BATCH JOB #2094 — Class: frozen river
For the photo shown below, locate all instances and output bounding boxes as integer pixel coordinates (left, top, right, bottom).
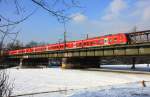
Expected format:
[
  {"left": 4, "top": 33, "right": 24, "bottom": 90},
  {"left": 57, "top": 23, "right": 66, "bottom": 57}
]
[{"left": 7, "top": 67, "right": 150, "bottom": 96}]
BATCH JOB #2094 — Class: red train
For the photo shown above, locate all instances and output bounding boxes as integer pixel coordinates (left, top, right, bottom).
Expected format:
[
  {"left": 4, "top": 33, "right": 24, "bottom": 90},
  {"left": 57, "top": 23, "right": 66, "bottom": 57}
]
[{"left": 8, "top": 33, "right": 128, "bottom": 55}]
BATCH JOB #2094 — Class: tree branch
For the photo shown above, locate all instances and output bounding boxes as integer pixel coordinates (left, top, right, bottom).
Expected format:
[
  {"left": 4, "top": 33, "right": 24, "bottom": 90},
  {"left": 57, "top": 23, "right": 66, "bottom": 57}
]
[
  {"left": 31, "top": 0, "right": 71, "bottom": 21},
  {"left": 0, "top": 8, "right": 37, "bottom": 27}
]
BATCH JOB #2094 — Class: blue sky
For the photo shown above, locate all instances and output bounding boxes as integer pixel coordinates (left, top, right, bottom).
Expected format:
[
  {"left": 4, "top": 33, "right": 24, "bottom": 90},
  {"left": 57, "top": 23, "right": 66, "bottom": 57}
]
[{"left": 1, "top": 0, "right": 150, "bottom": 44}]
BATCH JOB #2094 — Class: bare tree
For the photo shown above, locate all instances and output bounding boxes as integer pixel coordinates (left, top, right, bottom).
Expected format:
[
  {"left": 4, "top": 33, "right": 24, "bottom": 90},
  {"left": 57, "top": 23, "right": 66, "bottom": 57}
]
[
  {"left": 0, "top": 0, "right": 81, "bottom": 50},
  {"left": 25, "top": 40, "right": 48, "bottom": 48},
  {"left": 31, "top": 0, "right": 81, "bottom": 21},
  {"left": 0, "top": 1, "right": 81, "bottom": 97},
  {"left": 6, "top": 40, "right": 23, "bottom": 50},
  {"left": 0, "top": 70, "right": 13, "bottom": 97}
]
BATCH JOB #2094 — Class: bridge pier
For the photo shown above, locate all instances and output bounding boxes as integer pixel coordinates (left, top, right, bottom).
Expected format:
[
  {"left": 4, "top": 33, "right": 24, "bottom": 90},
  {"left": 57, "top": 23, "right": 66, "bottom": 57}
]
[
  {"left": 131, "top": 57, "right": 136, "bottom": 69},
  {"left": 19, "top": 58, "right": 23, "bottom": 68},
  {"left": 48, "top": 58, "right": 52, "bottom": 67},
  {"left": 48, "top": 58, "right": 61, "bottom": 67},
  {"left": 61, "top": 57, "right": 100, "bottom": 69}
]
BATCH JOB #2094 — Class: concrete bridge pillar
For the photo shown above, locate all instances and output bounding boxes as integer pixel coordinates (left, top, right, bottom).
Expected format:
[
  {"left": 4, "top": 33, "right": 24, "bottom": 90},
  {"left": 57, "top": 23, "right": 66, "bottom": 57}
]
[
  {"left": 19, "top": 58, "right": 23, "bottom": 68},
  {"left": 99, "top": 58, "right": 101, "bottom": 68},
  {"left": 131, "top": 57, "right": 136, "bottom": 69},
  {"left": 61, "top": 57, "right": 100, "bottom": 69},
  {"left": 48, "top": 58, "right": 52, "bottom": 67},
  {"left": 48, "top": 58, "right": 55, "bottom": 67},
  {"left": 48, "top": 58, "right": 61, "bottom": 67},
  {"left": 61, "top": 58, "right": 70, "bottom": 69}
]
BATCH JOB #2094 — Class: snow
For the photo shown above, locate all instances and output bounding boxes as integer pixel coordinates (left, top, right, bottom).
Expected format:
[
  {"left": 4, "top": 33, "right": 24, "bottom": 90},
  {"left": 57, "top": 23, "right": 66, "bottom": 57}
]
[
  {"left": 100, "top": 64, "right": 150, "bottom": 72},
  {"left": 69, "top": 85, "right": 150, "bottom": 97},
  {"left": 7, "top": 67, "right": 150, "bottom": 97}
]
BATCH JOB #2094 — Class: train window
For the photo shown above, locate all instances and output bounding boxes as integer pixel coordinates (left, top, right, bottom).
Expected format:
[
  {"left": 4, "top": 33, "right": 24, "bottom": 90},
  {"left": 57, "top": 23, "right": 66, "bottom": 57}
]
[
  {"left": 93, "top": 41, "right": 96, "bottom": 45},
  {"left": 90, "top": 42, "right": 92, "bottom": 45},
  {"left": 78, "top": 43, "right": 80, "bottom": 46},
  {"left": 114, "top": 38, "right": 117, "bottom": 42},
  {"left": 89, "top": 42, "right": 91, "bottom": 45},
  {"left": 104, "top": 38, "right": 108, "bottom": 44},
  {"left": 84, "top": 42, "right": 90, "bottom": 46},
  {"left": 92, "top": 41, "right": 95, "bottom": 45},
  {"left": 86, "top": 42, "right": 89, "bottom": 46},
  {"left": 109, "top": 39, "right": 112, "bottom": 43},
  {"left": 79, "top": 43, "right": 82, "bottom": 46}
]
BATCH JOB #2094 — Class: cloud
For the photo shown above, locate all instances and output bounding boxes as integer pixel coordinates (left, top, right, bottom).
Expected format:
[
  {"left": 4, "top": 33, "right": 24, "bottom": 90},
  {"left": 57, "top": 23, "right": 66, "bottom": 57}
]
[
  {"left": 143, "top": 7, "right": 150, "bottom": 21},
  {"left": 102, "top": 0, "right": 127, "bottom": 20},
  {"left": 110, "top": 0, "right": 126, "bottom": 14},
  {"left": 71, "top": 13, "right": 87, "bottom": 23},
  {"left": 130, "top": 0, "right": 150, "bottom": 21},
  {"left": 68, "top": 0, "right": 150, "bottom": 40}
]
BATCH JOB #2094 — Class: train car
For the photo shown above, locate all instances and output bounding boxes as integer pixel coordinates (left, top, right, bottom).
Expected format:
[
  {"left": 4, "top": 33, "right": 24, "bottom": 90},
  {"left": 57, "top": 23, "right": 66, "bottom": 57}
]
[
  {"left": 47, "top": 43, "right": 60, "bottom": 51},
  {"left": 102, "top": 33, "right": 127, "bottom": 45},
  {"left": 82, "top": 33, "right": 127, "bottom": 48},
  {"left": 74, "top": 40, "right": 83, "bottom": 48},
  {"left": 118, "top": 33, "right": 128, "bottom": 44},
  {"left": 17, "top": 49, "right": 26, "bottom": 54},
  {"left": 25, "top": 48, "right": 34, "bottom": 53},
  {"left": 58, "top": 43, "right": 65, "bottom": 50},
  {"left": 66, "top": 42, "right": 74, "bottom": 49},
  {"left": 104, "top": 33, "right": 127, "bottom": 45},
  {"left": 34, "top": 45, "right": 47, "bottom": 53},
  {"left": 8, "top": 50, "right": 18, "bottom": 55}
]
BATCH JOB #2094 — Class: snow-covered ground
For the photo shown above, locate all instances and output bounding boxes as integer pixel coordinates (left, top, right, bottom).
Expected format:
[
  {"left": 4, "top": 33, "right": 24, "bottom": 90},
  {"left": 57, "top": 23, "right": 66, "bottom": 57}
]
[
  {"left": 100, "top": 64, "right": 150, "bottom": 72},
  {"left": 70, "top": 82, "right": 150, "bottom": 97},
  {"left": 7, "top": 67, "right": 150, "bottom": 97}
]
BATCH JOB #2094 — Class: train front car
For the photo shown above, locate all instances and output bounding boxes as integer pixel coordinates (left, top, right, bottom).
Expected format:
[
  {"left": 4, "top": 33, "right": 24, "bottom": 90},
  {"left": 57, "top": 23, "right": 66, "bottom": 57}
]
[
  {"left": 117, "top": 33, "right": 128, "bottom": 44},
  {"left": 81, "top": 33, "right": 128, "bottom": 48},
  {"left": 121, "top": 33, "right": 128, "bottom": 44},
  {"left": 106, "top": 33, "right": 128, "bottom": 46}
]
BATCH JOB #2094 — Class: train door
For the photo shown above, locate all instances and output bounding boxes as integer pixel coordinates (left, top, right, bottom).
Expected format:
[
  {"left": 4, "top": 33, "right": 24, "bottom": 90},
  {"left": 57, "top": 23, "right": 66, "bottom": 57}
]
[
  {"left": 104, "top": 38, "right": 109, "bottom": 45},
  {"left": 73, "top": 42, "right": 76, "bottom": 48}
]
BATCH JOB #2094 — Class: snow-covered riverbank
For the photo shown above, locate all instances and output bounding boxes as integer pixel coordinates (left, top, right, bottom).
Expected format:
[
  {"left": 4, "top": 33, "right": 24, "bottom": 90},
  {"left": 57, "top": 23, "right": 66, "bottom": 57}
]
[
  {"left": 8, "top": 67, "right": 150, "bottom": 97},
  {"left": 70, "top": 82, "right": 150, "bottom": 97}
]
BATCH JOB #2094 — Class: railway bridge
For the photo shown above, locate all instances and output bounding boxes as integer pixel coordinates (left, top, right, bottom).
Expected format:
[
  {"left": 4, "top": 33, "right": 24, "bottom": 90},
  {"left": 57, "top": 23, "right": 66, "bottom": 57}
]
[
  {"left": 1, "top": 43, "right": 150, "bottom": 69},
  {"left": 1, "top": 30, "right": 150, "bottom": 69}
]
